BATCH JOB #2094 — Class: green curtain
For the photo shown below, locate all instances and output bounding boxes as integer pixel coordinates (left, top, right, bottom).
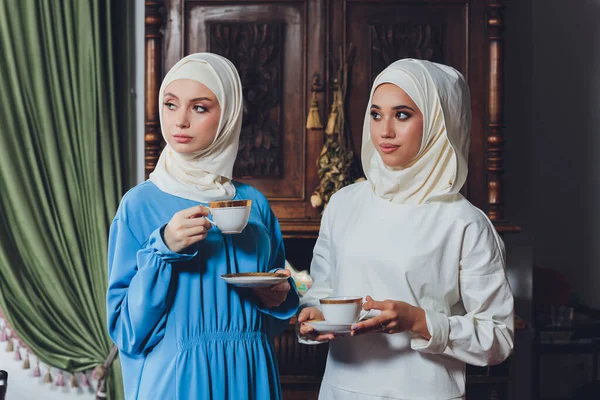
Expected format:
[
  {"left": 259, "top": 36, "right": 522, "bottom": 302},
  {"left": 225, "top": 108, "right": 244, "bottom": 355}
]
[{"left": 0, "top": 1, "right": 133, "bottom": 399}]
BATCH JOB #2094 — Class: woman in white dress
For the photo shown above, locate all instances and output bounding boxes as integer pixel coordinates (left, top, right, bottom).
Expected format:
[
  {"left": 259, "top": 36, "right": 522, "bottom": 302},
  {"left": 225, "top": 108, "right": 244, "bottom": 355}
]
[{"left": 297, "top": 59, "right": 514, "bottom": 399}]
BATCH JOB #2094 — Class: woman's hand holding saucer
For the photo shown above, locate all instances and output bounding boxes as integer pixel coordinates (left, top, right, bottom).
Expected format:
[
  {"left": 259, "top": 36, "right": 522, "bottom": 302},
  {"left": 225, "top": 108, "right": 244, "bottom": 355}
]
[
  {"left": 350, "top": 296, "right": 431, "bottom": 339},
  {"left": 252, "top": 269, "right": 292, "bottom": 308},
  {"left": 164, "top": 205, "right": 213, "bottom": 253},
  {"left": 297, "top": 307, "right": 336, "bottom": 342}
]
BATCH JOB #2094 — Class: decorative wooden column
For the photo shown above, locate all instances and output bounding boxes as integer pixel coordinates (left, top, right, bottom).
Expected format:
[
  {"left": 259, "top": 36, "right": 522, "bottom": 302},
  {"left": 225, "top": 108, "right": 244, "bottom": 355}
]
[
  {"left": 144, "top": 1, "right": 164, "bottom": 179},
  {"left": 487, "top": 1, "right": 505, "bottom": 222}
]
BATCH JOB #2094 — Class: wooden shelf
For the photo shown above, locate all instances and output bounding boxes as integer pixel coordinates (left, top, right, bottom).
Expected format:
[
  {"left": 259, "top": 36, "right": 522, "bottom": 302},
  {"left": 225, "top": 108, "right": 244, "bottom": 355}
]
[
  {"left": 493, "top": 221, "right": 522, "bottom": 234},
  {"left": 280, "top": 220, "right": 320, "bottom": 239}
]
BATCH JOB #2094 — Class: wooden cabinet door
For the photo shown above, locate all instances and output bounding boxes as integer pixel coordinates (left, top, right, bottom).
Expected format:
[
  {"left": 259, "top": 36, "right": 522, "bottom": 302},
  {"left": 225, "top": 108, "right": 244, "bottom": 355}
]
[{"left": 159, "top": 0, "right": 326, "bottom": 237}]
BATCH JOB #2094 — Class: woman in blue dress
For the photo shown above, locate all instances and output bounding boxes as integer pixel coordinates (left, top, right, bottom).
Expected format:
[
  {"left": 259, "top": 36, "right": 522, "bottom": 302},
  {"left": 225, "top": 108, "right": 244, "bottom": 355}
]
[{"left": 106, "top": 53, "right": 299, "bottom": 400}]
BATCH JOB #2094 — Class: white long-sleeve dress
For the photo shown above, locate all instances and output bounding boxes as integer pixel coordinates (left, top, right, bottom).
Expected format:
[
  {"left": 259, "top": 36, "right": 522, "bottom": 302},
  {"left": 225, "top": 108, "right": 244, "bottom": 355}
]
[{"left": 299, "top": 181, "right": 514, "bottom": 400}]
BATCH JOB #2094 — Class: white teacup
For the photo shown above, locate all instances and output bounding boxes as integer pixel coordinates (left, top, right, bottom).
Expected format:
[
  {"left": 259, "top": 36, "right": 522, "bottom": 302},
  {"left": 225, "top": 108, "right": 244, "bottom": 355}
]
[
  {"left": 320, "top": 296, "right": 363, "bottom": 325},
  {"left": 207, "top": 200, "right": 252, "bottom": 234}
]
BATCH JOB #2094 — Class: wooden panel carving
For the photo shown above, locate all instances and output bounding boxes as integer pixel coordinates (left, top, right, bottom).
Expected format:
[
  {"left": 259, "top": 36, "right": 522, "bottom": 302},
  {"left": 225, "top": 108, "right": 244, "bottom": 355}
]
[
  {"left": 371, "top": 24, "right": 444, "bottom": 78},
  {"left": 487, "top": 1, "right": 505, "bottom": 222},
  {"left": 180, "top": 2, "right": 311, "bottom": 205},
  {"left": 144, "top": 0, "right": 165, "bottom": 179},
  {"left": 208, "top": 23, "right": 284, "bottom": 178},
  {"left": 273, "top": 323, "right": 327, "bottom": 376}
]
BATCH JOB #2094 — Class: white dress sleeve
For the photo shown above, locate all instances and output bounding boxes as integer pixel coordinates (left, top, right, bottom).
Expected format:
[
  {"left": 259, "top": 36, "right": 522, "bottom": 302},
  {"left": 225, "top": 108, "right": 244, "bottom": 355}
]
[
  {"left": 411, "top": 217, "right": 515, "bottom": 366},
  {"left": 299, "top": 203, "right": 336, "bottom": 309},
  {"left": 296, "top": 202, "right": 336, "bottom": 345}
]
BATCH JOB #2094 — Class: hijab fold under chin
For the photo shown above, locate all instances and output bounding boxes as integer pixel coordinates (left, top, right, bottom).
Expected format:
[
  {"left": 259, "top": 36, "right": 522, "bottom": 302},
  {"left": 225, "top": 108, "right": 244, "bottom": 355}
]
[
  {"left": 361, "top": 59, "right": 471, "bottom": 205},
  {"left": 149, "top": 53, "right": 243, "bottom": 203}
]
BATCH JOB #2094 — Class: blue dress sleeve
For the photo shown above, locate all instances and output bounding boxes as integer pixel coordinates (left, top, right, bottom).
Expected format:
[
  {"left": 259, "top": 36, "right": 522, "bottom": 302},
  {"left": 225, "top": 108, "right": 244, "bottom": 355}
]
[
  {"left": 255, "top": 197, "right": 299, "bottom": 336},
  {"left": 106, "top": 219, "right": 197, "bottom": 355}
]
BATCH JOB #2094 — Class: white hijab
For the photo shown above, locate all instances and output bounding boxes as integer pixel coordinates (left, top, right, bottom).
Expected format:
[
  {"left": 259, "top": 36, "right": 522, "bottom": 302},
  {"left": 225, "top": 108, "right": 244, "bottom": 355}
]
[
  {"left": 149, "top": 53, "right": 243, "bottom": 202},
  {"left": 361, "top": 59, "right": 471, "bottom": 205}
]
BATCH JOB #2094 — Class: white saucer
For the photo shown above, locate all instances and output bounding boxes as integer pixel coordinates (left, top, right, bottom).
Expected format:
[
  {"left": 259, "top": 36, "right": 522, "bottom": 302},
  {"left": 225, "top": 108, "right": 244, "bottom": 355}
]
[
  {"left": 304, "top": 320, "right": 353, "bottom": 334},
  {"left": 221, "top": 272, "right": 288, "bottom": 288}
]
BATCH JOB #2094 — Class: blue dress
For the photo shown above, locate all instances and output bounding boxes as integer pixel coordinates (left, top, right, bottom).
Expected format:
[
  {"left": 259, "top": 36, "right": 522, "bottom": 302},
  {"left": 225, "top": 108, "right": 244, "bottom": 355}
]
[{"left": 106, "top": 181, "right": 299, "bottom": 400}]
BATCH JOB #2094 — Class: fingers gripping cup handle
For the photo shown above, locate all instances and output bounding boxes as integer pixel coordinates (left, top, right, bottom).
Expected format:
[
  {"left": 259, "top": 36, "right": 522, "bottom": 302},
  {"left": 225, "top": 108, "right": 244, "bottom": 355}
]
[{"left": 204, "top": 210, "right": 218, "bottom": 228}]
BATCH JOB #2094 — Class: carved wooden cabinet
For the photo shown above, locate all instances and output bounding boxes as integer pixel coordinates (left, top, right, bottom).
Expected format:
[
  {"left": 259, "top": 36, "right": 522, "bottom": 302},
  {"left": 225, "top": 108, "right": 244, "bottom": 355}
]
[
  {"left": 145, "top": 0, "right": 518, "bottom": 236},
  {"left": 144, "top": 1, "right": 518, "bottom": 398}
]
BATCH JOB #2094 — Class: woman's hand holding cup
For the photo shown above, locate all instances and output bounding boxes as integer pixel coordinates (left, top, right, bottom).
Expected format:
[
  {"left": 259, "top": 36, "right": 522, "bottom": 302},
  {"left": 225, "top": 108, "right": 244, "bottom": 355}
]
[
  {"left": 164, "top": 205, "right": 213, "bottom": 253},
  {"left": 297, "top": 307, "right": 335, "bottom": 342},
  {"left": 252, "top": 269, "right": 292, "bottom": 308},
  {"left": 350, "top": 295, "right": 431, "bottom": 338}
]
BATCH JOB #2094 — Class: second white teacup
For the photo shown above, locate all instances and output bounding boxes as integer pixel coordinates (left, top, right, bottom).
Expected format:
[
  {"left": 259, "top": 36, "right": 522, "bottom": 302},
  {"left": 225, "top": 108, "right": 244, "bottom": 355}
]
[
  {"left": 320, "top": 296, "right": 363, "bottom": 325},
  {"left": 207, "top": 200, "right": 252, "bottom": 234}
]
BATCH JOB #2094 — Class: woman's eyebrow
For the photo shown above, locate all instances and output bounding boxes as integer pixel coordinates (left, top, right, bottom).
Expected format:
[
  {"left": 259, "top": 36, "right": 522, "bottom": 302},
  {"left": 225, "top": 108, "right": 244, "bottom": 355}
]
[
  {"left": 393, "top": 105, "right": 415, "bottom": 112},
  {"left": 164, "top": 92, "right": 214, "bottom": 103},
  {"left": 371, "top": 104, "right": 416, "bottom": 112},
  {"left": 189, "top": 97, "right": 213, "bottom": 102}
]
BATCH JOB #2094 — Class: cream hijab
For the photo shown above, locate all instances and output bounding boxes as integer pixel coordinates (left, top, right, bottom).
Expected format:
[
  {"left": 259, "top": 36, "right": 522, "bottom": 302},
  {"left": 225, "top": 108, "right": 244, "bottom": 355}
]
[
  {"left": 361, "top": 59, "right": 471, "bottom": 205},
  {"left": 149, "top": 53, "right": 243, "bottom": 202}
]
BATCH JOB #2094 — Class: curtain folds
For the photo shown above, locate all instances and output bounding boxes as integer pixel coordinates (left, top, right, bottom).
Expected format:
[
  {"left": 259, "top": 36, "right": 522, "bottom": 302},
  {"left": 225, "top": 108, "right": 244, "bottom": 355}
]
[{"left": 0, "top": 1, "right": 133, "bottom": 398}]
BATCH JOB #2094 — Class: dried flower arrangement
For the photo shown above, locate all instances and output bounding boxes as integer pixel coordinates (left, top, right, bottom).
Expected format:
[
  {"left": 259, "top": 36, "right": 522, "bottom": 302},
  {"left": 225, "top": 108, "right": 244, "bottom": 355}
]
[{"left": 309, "top": 45, "right": 363, "bottom": 211}]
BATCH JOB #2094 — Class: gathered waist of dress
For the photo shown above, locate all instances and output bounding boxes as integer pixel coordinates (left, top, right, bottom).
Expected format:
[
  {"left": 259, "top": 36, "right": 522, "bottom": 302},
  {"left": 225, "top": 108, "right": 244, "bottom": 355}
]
[{"left": 179, "top": 331, "right": 268, "bottom": 351}]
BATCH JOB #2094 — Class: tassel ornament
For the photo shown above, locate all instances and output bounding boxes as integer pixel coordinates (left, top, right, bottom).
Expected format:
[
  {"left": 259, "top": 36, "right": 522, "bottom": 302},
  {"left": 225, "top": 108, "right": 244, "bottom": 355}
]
[
  {"left": 56, "top": 371, "right": 65, "bottom": 387},
  {"left": 5, "top": 339, "right": 13, "bottom": 352},
  {"left": 71, "top": 373, "right": 79, "bottom": 388},
  {"left": 306, "top": 92, "right": 323, "bottom": 129},
  {"left": 23, "top": 352, "right": 30, "bottom": 369},
  {"left": 81, "top": 372, "right": 90, "bottom": 387},
  {"left": 94, "top": 364, "right": 106, "bottom": 381},
  {"left": 33, "top": 359, "right": 41, "bottom": 377},
  {"left": 43, "top": 367, "right": 53, "bottom": 384},
  {"left": 14, "top": 345, "right": 21, "bottom": 361},
  {"left": 324, "top": 81, "right": 341, "bottom": 135},
  {"left": 306, "top": 73, "right": 324, "bottom": 129},
  {"left": 324, "top": 104, "right": 338, "bottom": 134}
]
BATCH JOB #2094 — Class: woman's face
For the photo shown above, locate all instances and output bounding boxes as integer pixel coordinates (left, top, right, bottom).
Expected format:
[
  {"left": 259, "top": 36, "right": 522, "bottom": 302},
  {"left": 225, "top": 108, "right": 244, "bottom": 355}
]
[
  {"left": 162, "top": 79, "right": 222, "bottom": 154},
  {"left": 369, "top": 83, "right": 424, "bottom": 168}
]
